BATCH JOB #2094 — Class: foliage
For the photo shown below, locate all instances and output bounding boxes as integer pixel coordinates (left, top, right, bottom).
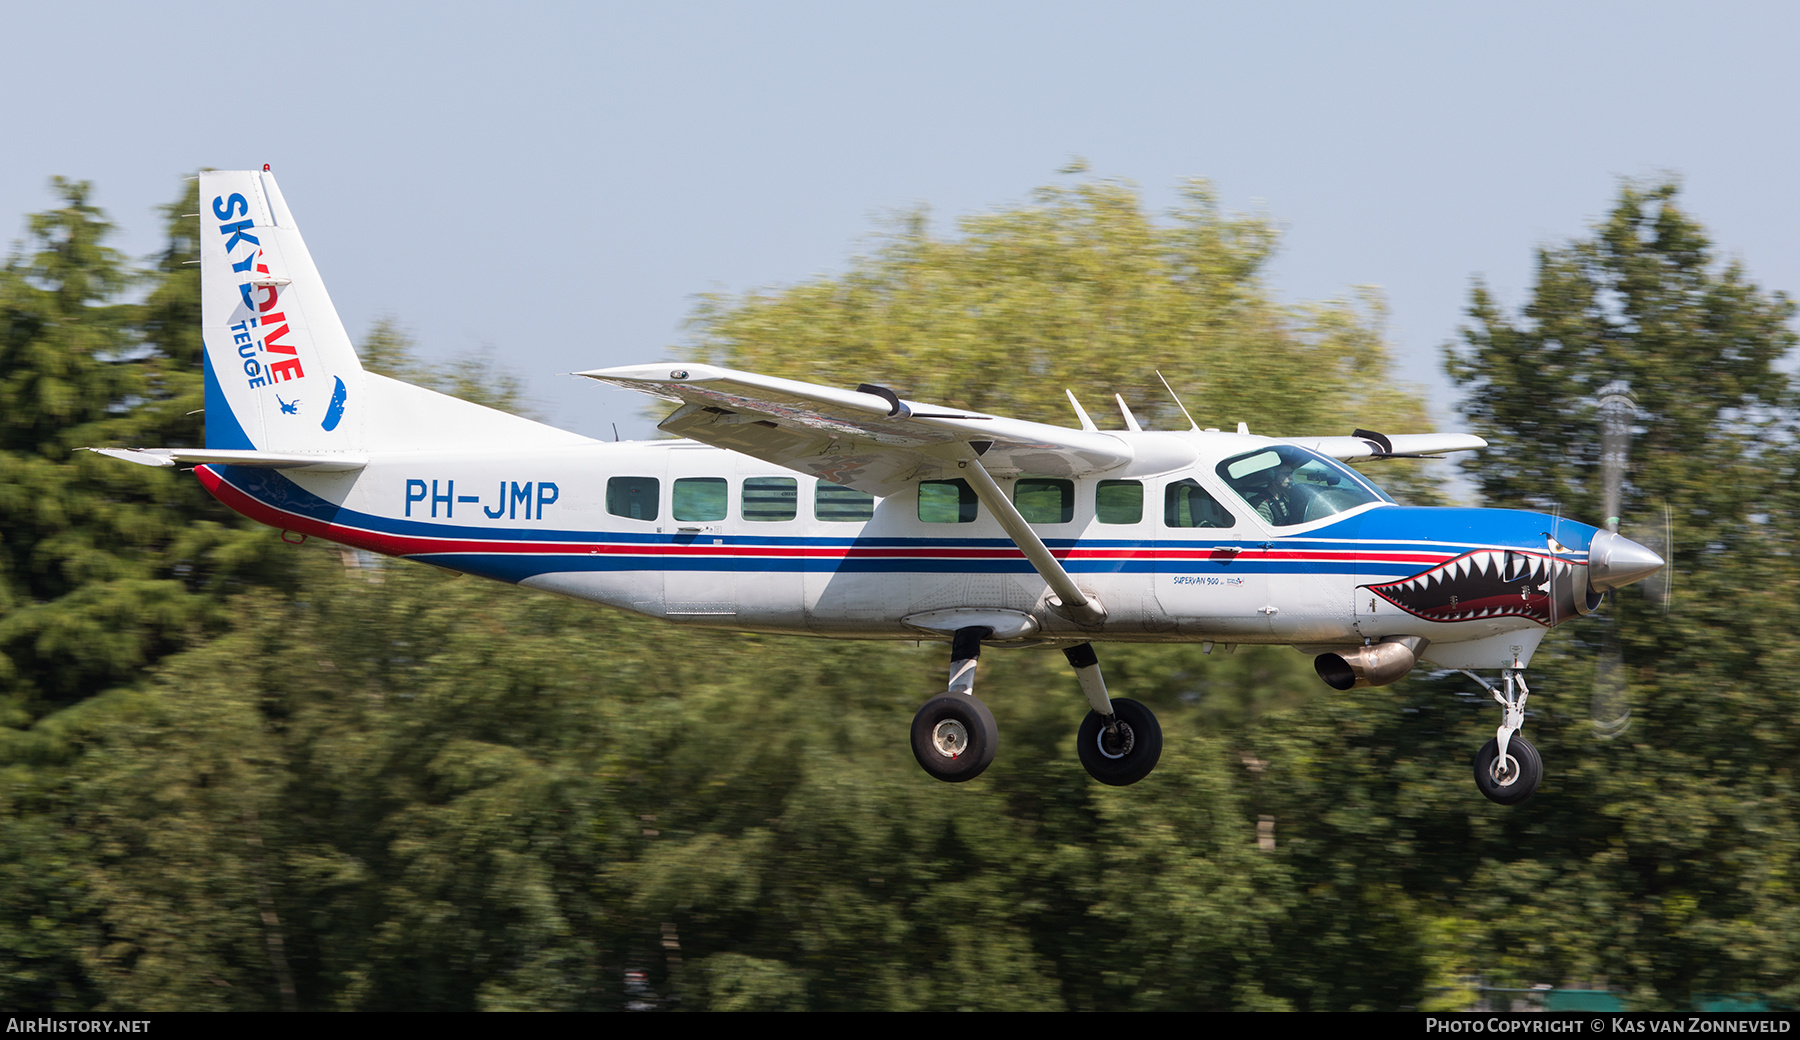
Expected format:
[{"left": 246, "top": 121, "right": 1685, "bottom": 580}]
[
  {"left": 1448, "top": 181, "right": 1800, "bottom": 1005},
  {"left": 686, "top": 176, "right": 1446, "bottom": 504},
  {"left": 360, "top": 317, "right": 537, "bottom": 417},
  {"left": 1449, "top": 180, "right": 1796, "bottom": 521},
  {"left": 0, "top": 179, "right": 294, "bottom": 718},
  {"left": 0, "top": 175, "right": 1795, "bottom": 1010}
]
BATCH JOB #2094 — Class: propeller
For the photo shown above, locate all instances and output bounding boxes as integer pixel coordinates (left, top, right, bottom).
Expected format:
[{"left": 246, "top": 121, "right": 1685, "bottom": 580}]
[{"left": 1588, "top": 382, "right": 1673, "bottom": 738}]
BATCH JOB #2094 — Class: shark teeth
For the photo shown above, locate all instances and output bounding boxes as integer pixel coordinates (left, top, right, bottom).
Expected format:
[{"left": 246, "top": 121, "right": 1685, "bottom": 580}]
[{"left": 1362, "top": 550, "right": 1579, "bottom": 627}]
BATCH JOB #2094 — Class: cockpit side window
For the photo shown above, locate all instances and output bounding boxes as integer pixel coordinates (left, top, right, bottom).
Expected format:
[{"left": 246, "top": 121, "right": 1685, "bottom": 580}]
[
  {"left": 1163, "top": 478, "right": 1236, "bottom": 529},
  {"left": 1215, "top": 446, "right": 1388, "bottom": 527}
]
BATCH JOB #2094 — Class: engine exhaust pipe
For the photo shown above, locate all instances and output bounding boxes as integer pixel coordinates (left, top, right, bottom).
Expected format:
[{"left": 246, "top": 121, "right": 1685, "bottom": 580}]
[{"left": 1315, "top": 636, "right": 1429, "bottom": 691}]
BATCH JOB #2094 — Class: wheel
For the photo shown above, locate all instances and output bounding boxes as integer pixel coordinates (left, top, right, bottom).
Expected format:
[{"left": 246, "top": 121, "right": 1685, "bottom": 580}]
[
  {"left": 911, "top": 694, "right": 999, "bottom": 782},
  {"left": 1076, "top": 698, "right": 1163, "bottom": 786},
  {"left": 1473, "top": 735, "right": 1543, "bottom": 805}
]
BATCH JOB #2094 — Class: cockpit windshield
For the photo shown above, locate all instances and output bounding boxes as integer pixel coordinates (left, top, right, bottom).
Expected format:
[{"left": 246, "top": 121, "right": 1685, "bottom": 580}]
[{"left": 1214, "top": 445, "right": 1392, "bottom": 527}]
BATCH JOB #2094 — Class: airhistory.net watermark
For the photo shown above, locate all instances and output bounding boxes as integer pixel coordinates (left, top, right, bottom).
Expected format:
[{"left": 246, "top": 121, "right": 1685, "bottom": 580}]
[{"left": 5, "top": 1021, "right": 150, "bottom": 1034}]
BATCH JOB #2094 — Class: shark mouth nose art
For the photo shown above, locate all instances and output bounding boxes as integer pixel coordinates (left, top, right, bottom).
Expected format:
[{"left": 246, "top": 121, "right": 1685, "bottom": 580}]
[{"left": 1361, "top": 549, "right": 1582, "bottom": 626}]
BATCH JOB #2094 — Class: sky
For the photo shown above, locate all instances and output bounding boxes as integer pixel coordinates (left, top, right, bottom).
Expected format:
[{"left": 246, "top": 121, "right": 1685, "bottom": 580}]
[{"left": 4, "top": 0, "right": 1797, "bottom": 443}]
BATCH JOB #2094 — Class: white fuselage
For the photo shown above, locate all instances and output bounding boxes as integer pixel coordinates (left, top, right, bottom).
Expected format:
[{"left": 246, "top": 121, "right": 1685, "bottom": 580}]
[{"left": 202, "top": 432, "right": 1571, "bottom": 670}]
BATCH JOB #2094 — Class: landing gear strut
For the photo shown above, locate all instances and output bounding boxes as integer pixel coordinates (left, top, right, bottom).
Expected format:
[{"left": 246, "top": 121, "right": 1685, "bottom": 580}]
[
  {"left": 1065, "top": 643, "right": 1162, "bottom": 786},
  {"left": 907, "top": 634, "right": 1164, "bottom": 786},
  {"left": 1462, "top": 667, "right": 1542, "bottom": 804},
  {"left": 910, "top": 627, "right": 999, "bottom": 782}
]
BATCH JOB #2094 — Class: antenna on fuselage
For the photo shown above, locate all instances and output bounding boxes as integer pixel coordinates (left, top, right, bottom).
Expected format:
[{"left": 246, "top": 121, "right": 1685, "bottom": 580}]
[
  {"left": 1064, "top": 389, "right": 1098, "bottom": 432},
  {"left": 1114, "top": 394, "right": 1144, "bottom": 432},
  {"left": 1155, "top": 371, "right": 1201, "bottom": 433}
]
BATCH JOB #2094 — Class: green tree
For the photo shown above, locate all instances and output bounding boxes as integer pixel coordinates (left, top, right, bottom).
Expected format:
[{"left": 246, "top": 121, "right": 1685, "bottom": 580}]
[
  {"left": 1449, "top": 180, "right": 1794, "bottom": 522},
  {"left": 660, "top": 174, "right": 1474, "bottom": 1008},
  {"left": 0, "top": 178, "right": 293, "bottom": 720},
  {"left": 359, "top": 317, "right": 536, "bottom": 417},
  {"left": 39, "top": 173, "right": 1800, "bottom": 1013},
  {"left": 686, "top": 176, "right": 1443, "bottom": 503},
  {"left": 0, "top": 178, "right": 298, "bottom": 1011},
  {"left": 1447, "top": 181, "right": 1800, "bottom": 1006},
  {"left": 0, "top": 179, "right": 635, "bottom": 1012}
]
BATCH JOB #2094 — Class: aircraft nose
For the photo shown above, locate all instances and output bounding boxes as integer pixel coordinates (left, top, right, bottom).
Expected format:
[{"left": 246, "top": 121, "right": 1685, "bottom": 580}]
[{"left": 1588, "top": 529, "right": 1665, "bottom": 593}]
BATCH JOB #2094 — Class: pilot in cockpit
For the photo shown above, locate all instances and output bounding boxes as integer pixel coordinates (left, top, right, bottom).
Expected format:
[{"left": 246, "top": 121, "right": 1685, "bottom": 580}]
[{"left": 1248, "top": 465, "right": 1300, "bottom": 526}]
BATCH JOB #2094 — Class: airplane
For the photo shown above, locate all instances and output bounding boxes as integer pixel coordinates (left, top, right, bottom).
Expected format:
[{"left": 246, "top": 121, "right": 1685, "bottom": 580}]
[{"left": 91, "top": 169, "right": 1665, "bottom": 804}]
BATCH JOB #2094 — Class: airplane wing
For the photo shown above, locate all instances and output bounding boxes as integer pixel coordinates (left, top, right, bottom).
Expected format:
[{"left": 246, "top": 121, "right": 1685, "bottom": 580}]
[
  {"left": 579, "top": 363, "right": 1133, "bottom": 495},
  {"left": 1287, "top": 432, "right": 1487, "bottom": 460},
  {"left": 84, "top": 447, "right": 367, "bottom": 472}
]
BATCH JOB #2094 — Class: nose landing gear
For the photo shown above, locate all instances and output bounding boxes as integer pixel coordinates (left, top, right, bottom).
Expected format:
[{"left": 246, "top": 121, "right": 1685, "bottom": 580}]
[
  {"left": 1473, "top": 734, "right": 1542, "bottom": 805},
  {"left": 1461, "top": 667, "right": 1542, "bottom": 804}
]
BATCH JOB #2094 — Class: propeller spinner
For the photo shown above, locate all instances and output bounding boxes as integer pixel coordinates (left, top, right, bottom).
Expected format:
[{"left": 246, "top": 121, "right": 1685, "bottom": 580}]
[{"left": 1588, "top": 528, "right": 1666, "bottom": 594}]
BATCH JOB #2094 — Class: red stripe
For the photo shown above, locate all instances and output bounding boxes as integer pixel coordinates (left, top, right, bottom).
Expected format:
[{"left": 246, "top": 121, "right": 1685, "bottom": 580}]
[{"left": 198, "top": 467, "right": 1468, "bottom": 569}]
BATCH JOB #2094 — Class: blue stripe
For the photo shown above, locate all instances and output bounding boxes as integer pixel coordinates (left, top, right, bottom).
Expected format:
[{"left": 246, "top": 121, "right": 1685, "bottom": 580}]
[
  {"left": 411, "top": 554, "right": 1440, "bottom": 585},
  {"left": 222, "top": 469, "right": 1593, "bottom": 569}
]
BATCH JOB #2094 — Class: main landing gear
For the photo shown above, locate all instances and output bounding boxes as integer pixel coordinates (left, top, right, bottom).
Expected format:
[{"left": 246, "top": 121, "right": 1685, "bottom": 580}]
[
  {"left": 908, "top": 632, "right": 1163, "bottom": 786},
  {"left": 1065, "top": 642, "right": 1162, "bottom": 786},
  {"left": 910, "top": 627, "right": 1000, "bottom": 782},
  {"left": 1462, "top": 667, "right": 1543, "bottom": 805}
]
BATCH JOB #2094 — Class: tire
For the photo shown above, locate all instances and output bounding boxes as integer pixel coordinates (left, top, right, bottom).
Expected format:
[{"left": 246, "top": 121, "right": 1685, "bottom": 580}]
[
  {"left": 1076, "top": 698, "right": 1163, "bottom": 786},
  {"left": 911, "top": 694, "right": 999, "bottom": 782},
  {"left": 1473, "top": 735, "right": 1543, "bottom": 805}
]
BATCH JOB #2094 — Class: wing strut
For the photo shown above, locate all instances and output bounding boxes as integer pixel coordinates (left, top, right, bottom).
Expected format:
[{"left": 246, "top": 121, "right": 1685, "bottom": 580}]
[{"left": 957, "top": 450, "right": 1106, "bottom": 626}]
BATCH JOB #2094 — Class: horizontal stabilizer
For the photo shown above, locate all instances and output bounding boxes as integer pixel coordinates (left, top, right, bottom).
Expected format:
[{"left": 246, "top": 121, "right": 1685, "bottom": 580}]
[{"left": 85, "top": 447, "right": 367, "bottom": 472}]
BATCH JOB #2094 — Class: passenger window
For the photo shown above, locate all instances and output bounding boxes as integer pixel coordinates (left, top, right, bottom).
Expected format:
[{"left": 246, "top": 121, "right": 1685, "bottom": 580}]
[
  {"left": 606, "top": 476, "right": 660, "bottom": 522},
  {"left": 815, "top": 481, "right": 875, "bottom": 522},
  {"left": 1164, "top": 478, "right": 1235, "bottom": 529},
  {"left": 1014, "top": 478, "right": 1073, "bottom": 524},
  {"left": 672, "top": 477, "right": 727, "bottom": 522},
  {"left": 742, "top": 476, "right": 798, "bottom": 522},
  {"left": 1096, "top": 480, "right": 1143, "bottom": 525},
  {"left": 919, "top": 479, "right": 979, "bottom": 523}
]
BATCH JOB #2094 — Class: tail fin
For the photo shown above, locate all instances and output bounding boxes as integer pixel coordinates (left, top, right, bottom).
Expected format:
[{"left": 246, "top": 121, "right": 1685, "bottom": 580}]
[
  {"left": 200, "top": 169, "right": 593, "bottom": 456},
  {"left": 201, "top": 169, "right": 364, "bottom": 452}
]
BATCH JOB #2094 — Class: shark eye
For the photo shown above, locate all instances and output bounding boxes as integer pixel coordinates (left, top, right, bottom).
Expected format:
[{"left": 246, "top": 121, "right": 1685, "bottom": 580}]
[{"left": 1545, "top": 534, "right": 1572, "bottom": 554}]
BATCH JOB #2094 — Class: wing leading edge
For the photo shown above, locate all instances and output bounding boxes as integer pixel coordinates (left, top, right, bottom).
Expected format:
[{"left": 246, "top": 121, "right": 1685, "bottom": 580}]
[
  {"left": 579, "top": 363, "right": 1134, "bottom": 495},
  {"left": 1287, "top": 433, "right": 1488, "bottom": 460}
]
